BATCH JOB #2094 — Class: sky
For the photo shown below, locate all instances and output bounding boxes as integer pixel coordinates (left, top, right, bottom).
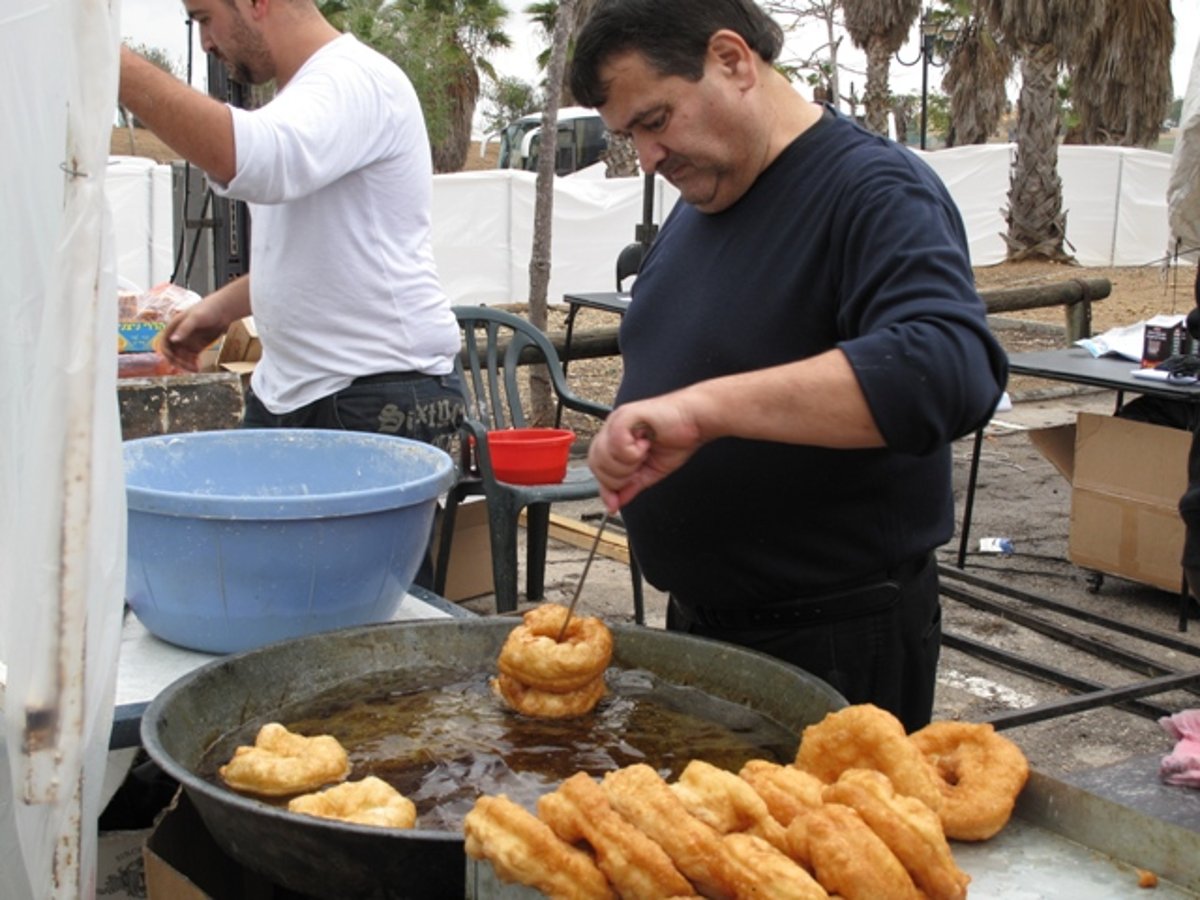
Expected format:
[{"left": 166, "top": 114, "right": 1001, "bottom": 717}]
[{"left": 119, "top": 0, "right": 1200, "bottom": 112}]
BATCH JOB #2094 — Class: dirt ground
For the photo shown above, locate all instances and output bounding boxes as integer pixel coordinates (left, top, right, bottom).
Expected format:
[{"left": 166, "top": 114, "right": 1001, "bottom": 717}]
[{"left": 460, "top": 260, "right": 1200, "bottom": 783}]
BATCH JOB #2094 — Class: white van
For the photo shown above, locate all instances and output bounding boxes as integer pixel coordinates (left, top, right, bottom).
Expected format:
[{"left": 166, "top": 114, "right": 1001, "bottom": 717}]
[{"left": 483, "top": 106, "right": 608, "bottom": 176}]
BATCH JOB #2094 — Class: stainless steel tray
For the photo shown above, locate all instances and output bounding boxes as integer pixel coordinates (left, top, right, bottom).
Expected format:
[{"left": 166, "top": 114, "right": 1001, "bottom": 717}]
[{"left": 467, "top": 757, "right": 1200, "bottom": 898}]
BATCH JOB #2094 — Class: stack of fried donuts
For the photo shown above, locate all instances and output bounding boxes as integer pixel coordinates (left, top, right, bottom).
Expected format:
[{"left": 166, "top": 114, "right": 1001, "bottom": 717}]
[
  {"left": 492, "top": 603, "right": 614, "bottom": 719},
  {"left": 218, "top": 722, "right": 417, "bottom": 830},
  {"left": 463, "top": 703, "right": 1031, "bottom": 899}
]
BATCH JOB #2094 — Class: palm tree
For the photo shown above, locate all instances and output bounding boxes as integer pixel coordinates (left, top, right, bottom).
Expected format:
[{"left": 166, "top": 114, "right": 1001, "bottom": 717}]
[
  {"left": 978, "top": 0, "right": 1109, "bottom": 262},
  {"left": 942, "top": 6, "right": 1012, "bottom": 146},
  {"left": 842, "top": 0, "right": 922, "bottom": 135},
  {"left": 396, "top": 0, "right": 511, "bottom": 173},
  {"left": 1069, "top": 0, "right": 1173, "bottom": 148},
  {"left": 319, "top": 0, "right": 507, "bottom": 172}
]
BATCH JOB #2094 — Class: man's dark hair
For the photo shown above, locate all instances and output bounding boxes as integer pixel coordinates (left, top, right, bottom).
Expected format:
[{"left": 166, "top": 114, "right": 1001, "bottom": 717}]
[{"left": 570, "top": 0, "right": 784, "bottom": 108}]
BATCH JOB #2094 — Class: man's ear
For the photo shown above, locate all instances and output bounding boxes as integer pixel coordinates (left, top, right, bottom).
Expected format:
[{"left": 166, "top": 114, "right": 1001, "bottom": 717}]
[{"left": 708, "top": 29, "right": 756, "bottom": 88}]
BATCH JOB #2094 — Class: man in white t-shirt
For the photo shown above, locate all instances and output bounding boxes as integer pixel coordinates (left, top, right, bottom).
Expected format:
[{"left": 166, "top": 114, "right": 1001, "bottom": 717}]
[{"left": 118, "top": 0, "right": 464, "bottom": 450}]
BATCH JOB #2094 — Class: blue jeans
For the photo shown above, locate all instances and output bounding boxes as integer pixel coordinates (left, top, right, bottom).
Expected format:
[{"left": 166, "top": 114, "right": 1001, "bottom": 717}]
[{"left": 242, "top": 372, "right": 467, "bottom": 588}]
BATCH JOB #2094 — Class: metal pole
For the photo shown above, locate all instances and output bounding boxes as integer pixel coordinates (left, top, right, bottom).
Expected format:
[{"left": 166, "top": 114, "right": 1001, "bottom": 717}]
[{"left": 919, "top": 34, "right": 930, "bottom": 150}]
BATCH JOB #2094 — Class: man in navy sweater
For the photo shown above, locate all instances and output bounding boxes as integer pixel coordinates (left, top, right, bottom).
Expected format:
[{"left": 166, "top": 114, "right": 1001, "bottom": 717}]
[{"left": 573, "top": 0, "right": 1007, "bottom": 730}]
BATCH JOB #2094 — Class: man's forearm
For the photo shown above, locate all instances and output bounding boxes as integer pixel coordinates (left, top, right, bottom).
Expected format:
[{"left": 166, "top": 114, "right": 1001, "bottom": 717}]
[
  {"left": 685, "top": 350, "right": 885, "bottom": 449},
  {"left": 118, "top": 46, "right": 237, "bottom": 184}
]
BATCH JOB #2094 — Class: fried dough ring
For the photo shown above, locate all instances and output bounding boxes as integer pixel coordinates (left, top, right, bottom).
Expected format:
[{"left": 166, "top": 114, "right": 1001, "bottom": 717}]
[
  {"left": 739, "top": 759, "right": 826, "bottom": 827},
  {"left": 787, "top": 803, "right": 921, "bottom": 900},
  {"left": 824, "top": 769, "right": 969, "bottom": 900},
  {"left": 722, "top": 832, "right": 830, "bottom": 900},
  {"left": 794, "top": 705, "right": 942, "bottom": 812},
  {"left": 218, "top": 722, "right": 350, "bottom": 797},
  {"left": 491, "top": 672, "right": 607, "bottom": 719},
  {"left": 497, "top": 604, "right": 614, "bottom": 692},
  {"left": 287, "top": 776, "right": 417, "bottom": 829},
  {"left": 602, "top": 763, "right": 741, "bottom": 900},
  {"left": 670, "top": 759, "right": 789, "bottom": 851},
  {"left": 909, "top": 720, "right": 1030, "bottom": 841},
  {"left": 463, "top": 794, "right": 614, "bottom": 900},
  {"left": 538, "top": 772, "right": 694, "bottom": 900}
]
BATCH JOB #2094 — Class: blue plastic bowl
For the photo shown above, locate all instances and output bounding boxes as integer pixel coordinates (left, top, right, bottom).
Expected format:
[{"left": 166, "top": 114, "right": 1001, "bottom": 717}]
[{"left": 123, "top": 429, "right": 456, "bottom": 654}]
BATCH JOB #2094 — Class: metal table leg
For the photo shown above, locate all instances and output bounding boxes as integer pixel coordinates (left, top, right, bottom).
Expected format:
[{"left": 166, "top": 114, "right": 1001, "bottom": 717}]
[
  {"left": 556, "top": 302, "right": 582, "bottom": 427},
  {"left": 957, "top": 426, "right": 984, "bottom": 568}
]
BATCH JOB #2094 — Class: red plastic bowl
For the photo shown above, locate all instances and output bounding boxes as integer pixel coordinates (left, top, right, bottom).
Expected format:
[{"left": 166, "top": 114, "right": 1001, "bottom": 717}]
[{"left": 485, "top": 428, "right": 576, "bottom": 484}]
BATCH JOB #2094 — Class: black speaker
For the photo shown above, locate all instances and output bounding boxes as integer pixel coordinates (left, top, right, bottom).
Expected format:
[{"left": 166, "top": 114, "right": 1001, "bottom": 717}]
[{"left": 206, "top": 56, "right": 251, "bottom": 290}]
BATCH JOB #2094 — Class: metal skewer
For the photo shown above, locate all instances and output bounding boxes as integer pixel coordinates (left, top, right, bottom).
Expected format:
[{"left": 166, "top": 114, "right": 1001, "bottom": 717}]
[{"left": 556, "top": 512, "right": 609, "bottom": 641}]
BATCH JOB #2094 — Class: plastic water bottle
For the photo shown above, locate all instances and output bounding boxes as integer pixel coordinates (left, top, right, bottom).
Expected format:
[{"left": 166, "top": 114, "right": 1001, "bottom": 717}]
[{"left": 978, "top": 537, "right": 1014, "bottom": 556}]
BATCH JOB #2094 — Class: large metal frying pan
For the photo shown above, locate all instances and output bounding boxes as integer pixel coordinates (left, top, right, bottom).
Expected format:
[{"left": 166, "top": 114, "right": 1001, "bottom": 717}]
[{"left": 141, "top": 617, "right": 846, "bottom": 899}]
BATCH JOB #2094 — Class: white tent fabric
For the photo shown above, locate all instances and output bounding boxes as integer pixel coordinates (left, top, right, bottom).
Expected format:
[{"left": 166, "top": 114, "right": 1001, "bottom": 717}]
[
  {"left": 106, "top": 156, "right": 175, "bottom": 291},
  {"left": 1170, "top": 35, "right": 1200, "bottom": 253},
  {"left": 110, "top": 144, "right": 1179, "bottom": 304},
  {"left": 0, "top": 0, "right": 126, "bottom": 897}
]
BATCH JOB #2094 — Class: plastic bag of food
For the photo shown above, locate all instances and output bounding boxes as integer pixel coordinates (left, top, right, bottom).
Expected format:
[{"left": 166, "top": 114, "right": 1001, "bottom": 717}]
[
  {"left": 117, "top": 352, "right": 181, "bottom": 379},
  {"left": 133, "top": 282, "right": 201, "bottom": 323},
  {"left": 117, "top": 282, "right": 201, "bottom": 353}
]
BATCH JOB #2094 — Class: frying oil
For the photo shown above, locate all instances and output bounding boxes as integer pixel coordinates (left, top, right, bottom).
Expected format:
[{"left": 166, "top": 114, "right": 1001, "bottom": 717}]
[{"left": 206, "top": 667, "right": 797, "bottom": 832}]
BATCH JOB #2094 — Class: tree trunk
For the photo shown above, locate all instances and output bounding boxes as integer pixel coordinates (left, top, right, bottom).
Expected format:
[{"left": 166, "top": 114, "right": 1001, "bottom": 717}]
[
  {"left": 1005, "top": 44, "right": 1073, "bottom": 262},
  {"left": 431, "top": 59, "right": 478, "bottom": 173},
  {"left": 604, "top": 133, "right": 639, "bottom": 177},
  {"left": 527, "top": 0, "right": 579, "bottom": 424},
  {"left": 863, "top": 36, "right": 893, "bottom": 135}
]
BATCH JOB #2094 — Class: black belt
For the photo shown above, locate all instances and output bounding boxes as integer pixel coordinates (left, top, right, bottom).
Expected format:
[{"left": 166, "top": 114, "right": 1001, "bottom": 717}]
[
  {"left": 350, "top": 371, "right": 431, "bottom": 386},
  {"left": 673, "top": 552, "right": 932, "bottom": 630}
]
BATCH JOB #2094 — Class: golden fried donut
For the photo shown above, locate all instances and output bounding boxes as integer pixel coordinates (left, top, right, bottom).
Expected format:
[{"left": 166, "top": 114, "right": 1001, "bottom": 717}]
[
  {"left": 491, "top": 672, "right": 607, "bottom": 719},
  {"left": 538, "top": 772, "right": 694, "bottom": 900},
  {"left": 287, "top": 776, "right": 417, "bottom": 829},
  {"left": 670, "top": 759, "right": 789, "bottom": 851},
  {"left": 497, "top": 604, "right": 613, "bottom": 692},
  {"left": 787, "top": 803, "right": 921, "bottom": 900},
  {"left": 909, "top": 720, "right": 1029, "bottom": 841},
  {"left": 794, "top": 705, "right": 942, "bottom": 812},
  {"left": 218, "top": 722, "right": 350, "bottom": 797},
  {"left": 738, "top": 759, "right": 825, "bottom": 826},
  {"left": 824, "top": 769, "right": 969, "bottom": 900},
  {"left": 602, "top": 763, "right": 741, "bottom": 900},
  {"left": 463, "top": 794, "right": 614, "bottom": 900},
  {"left": 721, "top": 832, "right": 830, "bottom": 900}
]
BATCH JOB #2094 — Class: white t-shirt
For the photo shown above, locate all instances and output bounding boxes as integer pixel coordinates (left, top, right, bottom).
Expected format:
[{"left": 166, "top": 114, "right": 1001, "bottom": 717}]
[{"left": 212, "top": 34, "right": 460, "bottom": 413}]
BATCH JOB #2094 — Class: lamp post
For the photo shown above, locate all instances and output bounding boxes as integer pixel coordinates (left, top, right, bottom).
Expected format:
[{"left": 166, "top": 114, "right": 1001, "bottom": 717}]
[{"left": 896, "top": 7, "right": 954, "bottom": 150}]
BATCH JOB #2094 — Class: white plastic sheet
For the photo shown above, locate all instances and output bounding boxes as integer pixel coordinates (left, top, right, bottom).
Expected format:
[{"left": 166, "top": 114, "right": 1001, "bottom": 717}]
[
  {"left": 0, "top": 0, "right": 126, "bottom": 897},
  {"left": 113, "top": 143, "right": 1179, "bottom": 302},
  {"left": 1170, "top": 36, "right": 1200, "bottom": 253}
]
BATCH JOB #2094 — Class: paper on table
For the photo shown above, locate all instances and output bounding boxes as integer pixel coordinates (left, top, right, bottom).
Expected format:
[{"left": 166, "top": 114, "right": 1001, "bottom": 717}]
[
  {"left": 1132, "top": 367, "right": 1200, "bottom": 385},
  {"left": 1075, "top": 321, "right": 1148, "bottom": 361}
]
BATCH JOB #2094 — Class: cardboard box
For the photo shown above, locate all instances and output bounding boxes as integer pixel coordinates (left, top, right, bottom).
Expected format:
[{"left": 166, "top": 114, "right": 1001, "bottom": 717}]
[
  {"left": 216, "top": 316, "right": 260, "bottom": 384},
  {"left": 1032, "top": 412, "right": 1190, "bottom": 592},
  {"left": 1141, "top": 314, "right": 1195, "bottom": 368},
  {"left": 432, "top": 497, "right": 494, "bottom": 601},
  {"left": 98, "top": 828, "right": 152, "bottom": 898},
  {"left": 143, "top": 791, "right": 300, "bottom": 899}
]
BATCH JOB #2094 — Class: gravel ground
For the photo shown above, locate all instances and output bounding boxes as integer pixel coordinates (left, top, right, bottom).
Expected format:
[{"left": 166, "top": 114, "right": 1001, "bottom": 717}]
[{"left": 458, "top": 262, "right": 1200, "bottom": 780}]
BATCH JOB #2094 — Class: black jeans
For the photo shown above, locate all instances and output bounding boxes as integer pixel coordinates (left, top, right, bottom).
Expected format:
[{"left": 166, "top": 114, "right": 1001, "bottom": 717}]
[
  {"left": 242, "top": 372, "right": 465, "bottom": 452},
  {"left": 242, "top": 372, "right": 466, "bottom": 588},
  {"left": 667, "top": 554, "right": 941, "bottom": 733}
]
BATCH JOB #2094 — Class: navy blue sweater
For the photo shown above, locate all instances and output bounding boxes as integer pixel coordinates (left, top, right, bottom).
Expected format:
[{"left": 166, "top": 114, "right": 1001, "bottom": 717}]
[{"left": 615, "top": 108, "right": 1008, "bottom": 606}]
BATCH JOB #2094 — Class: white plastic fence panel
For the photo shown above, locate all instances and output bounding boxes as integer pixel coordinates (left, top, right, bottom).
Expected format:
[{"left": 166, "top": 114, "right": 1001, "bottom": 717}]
[{"left": 919, "top": 144, "right": 1012, "bottom": 267}]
